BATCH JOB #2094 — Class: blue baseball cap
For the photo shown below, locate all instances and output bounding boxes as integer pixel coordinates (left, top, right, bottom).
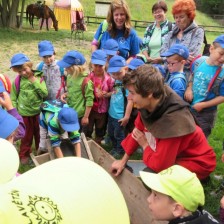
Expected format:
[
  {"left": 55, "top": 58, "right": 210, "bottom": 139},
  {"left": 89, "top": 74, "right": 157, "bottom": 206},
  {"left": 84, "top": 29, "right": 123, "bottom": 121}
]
[
  {"left": 58, "top": 107, "right": 80, "bottom": 132},
  {"left": 128, "top": 58, "right": 144, "bottom": 70},
  {"left": 0, "top": 109, "right": 19, "bottom": 139},
  {"left": 214, "top": 35, "right": 224, "bottom": 48},
  {"left": 103, "top": 39, "right": 119, "bottom": 56},
  {"left": 38, "top": 40, "right": 54, "bottom": 57},
  {"left": 161, "top": 44, "right": 189, "bottom": 59},
  {"left": 0, "top": 82, "right": 5, "bottom": 93},
  {"left": 10, "top": 53, "right": 30, "bottom": 68},
  {"left": 107, "top": 55, "right": 127, "bottom": 73},
  {"left": 57, "top": 51, "right": 86, "bottom": 68},
  {"left": 91, "top": 50, "right": 107, "bottom": 65}
]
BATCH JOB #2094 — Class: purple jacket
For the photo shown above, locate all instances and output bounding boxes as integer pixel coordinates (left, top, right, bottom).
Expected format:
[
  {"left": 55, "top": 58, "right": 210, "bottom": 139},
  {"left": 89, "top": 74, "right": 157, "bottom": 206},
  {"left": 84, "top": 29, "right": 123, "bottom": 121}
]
[{"left": 8, "top": 108, "right": 25, "bottom": 141}]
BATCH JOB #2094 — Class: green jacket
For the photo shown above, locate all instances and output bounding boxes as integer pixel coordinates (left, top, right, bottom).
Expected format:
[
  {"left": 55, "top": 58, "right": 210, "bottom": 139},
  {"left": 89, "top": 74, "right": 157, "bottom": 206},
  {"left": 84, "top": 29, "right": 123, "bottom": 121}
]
[
  {"left": 67, "top": 72, "right": 94, "bottom": 118},
  {"left": 11, "top": 70, "right": 48, "bottom": 116}
]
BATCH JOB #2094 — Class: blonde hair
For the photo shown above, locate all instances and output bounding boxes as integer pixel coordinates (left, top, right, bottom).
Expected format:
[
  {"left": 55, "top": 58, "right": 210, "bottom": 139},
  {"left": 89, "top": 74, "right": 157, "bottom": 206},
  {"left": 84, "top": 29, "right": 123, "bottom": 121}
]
[
  {"left": 11, "top": 62, "right": 33, "bottom": 72},
  {"left": 70, "top": 62, "right": 87, "bottom": 78},
  {"left": 106, "top": 0, "right": 132, "bottom": 38}
]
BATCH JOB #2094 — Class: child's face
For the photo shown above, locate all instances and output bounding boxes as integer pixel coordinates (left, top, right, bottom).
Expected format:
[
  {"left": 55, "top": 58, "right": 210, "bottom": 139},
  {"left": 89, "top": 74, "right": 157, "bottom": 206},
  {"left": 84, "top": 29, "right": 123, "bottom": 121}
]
[
  {"left": 166, "top": 55, "right": 185, "bottom": 73},
  {"left": 42, "top": 55, "right": 55, "bottom": 66},
  {"left": 65, "top": 65, "right": 74, "bottom": 75},
  {"left": 16, "top": 66, "right": 33, "bottom": 79},
  {"left": 111, "top": 67, "right": 127, "bottom": 81},
  {"left": 147, "top": 190, "right": 175, "bottom": 221},
  {"left": 92, "top": 64, "right": 105, "bottom": 76},
  {"left": 209, "top": 45, "right": 224, "bottom": 66}
]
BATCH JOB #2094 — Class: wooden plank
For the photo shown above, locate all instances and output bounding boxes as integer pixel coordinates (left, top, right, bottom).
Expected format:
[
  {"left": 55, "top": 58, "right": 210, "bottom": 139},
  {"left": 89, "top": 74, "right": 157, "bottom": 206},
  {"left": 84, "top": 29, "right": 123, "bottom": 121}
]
[
  {"left": 30, "top": 152, "right": 51, "bottom": 166},
  {"left": 87, "top": 139, "right": 167, "bottom": 224},
  {"left": 81, "top": 133, "right": 94, "bottom": 161}
]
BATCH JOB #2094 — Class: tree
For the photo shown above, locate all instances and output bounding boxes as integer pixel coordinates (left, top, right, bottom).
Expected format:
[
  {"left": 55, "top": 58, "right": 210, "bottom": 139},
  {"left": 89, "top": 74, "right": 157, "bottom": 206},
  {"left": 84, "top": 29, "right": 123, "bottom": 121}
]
[{"left": 0, "top": 0, "right": 26, "bottom": 28}]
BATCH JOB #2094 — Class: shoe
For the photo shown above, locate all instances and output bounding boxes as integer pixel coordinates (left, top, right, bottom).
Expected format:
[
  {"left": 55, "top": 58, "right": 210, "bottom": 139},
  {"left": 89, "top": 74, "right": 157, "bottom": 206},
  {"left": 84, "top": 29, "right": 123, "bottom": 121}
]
[{"left": 20, "top": 157, "right": 29, "bottom": 165}]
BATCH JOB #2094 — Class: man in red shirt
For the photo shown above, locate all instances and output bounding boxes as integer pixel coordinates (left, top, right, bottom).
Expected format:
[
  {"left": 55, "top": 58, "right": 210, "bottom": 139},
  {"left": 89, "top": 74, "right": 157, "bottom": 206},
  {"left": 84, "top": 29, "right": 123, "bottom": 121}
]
[{"left": 111, "top": 64, "right": 216, "bottom": 181}]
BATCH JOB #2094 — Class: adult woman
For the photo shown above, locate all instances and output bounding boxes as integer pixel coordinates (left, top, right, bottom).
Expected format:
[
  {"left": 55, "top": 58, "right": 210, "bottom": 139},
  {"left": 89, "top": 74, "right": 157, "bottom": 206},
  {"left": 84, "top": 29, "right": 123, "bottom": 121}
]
[
  {"left": 141, "top": 1, "right": 173, "bottom": 64},
  {"left": 160, "top": 0, "right": 204, "bottom": 78},
  {"left": 91, "top": 0, "right": 139, "bottom": 62}
]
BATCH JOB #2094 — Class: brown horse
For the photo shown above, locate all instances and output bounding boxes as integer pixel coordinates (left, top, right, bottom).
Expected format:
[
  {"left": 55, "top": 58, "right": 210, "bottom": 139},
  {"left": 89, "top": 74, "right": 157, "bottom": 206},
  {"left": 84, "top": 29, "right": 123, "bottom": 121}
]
[{"left": 26, "top": 4, "right": 58, "bottom": 31}]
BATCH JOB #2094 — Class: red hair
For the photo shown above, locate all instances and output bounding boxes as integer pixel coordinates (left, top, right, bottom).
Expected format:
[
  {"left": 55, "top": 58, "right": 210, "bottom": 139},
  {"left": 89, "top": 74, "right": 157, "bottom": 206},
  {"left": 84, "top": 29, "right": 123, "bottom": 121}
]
[{"left": 172, "top": 0, "right": 196, "bottom": 21}]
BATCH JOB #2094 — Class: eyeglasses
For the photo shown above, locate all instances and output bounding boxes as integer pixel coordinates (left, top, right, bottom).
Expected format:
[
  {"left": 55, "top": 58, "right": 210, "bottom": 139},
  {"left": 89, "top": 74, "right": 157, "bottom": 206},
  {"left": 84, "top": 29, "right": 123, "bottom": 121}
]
[
  {"left": 43, "top": 55, "right": 53, "bottom": 59},
  {"left": 166, "top": 61, "right": 180, "bottom": 66},
  {"left": 153, "top": 10, "right": 164, "bottom": 15}
]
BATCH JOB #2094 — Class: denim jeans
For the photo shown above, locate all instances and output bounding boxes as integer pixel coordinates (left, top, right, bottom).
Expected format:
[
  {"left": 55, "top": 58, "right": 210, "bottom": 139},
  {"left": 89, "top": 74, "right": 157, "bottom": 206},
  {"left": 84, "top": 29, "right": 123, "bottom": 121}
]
[{"left": 107, "top": 115, "right": 125, "bottom": 153}]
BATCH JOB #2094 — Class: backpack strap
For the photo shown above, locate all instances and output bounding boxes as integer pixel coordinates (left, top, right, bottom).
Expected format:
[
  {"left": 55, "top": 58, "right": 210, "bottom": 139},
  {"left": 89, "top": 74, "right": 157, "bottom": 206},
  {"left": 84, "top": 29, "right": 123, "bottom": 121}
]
[
  {"left": 98, "top": 20, "right": 108, "bottom": 46},
  {"left": 121, "top": 87, "right": 127, "bottom": 115},
  {"left": 37, "top": 61, "right": 44, "bottom": 71},
  {"left": 167, "top": 21, "right": 172, "bottom": 32},
  {"left": 166, "top": 73, "right": 187, "bottom": 86},
  {"left": 0, "top": 74, "right": 11, "bottom": 93},
  {"left": 14, "top": 75, "right": 21, "bottom": 94}
]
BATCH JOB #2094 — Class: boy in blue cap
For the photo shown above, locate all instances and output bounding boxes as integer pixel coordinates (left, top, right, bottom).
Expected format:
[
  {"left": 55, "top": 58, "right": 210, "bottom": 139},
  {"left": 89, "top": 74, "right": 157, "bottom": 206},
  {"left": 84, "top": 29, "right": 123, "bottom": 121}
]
[
  {"left": 107, "top": 55, "right": 133, "bottom": 158},
  {"left": 37, "top": 40, "right": 65, "bottom": 100},
  {"left": 10, "top": 53, "right": 48, "bottom": 164},
  {"left": 161, "top": 44, "right": 189, "bottom": 99},
  {"left": 185, "top": 34, "right": 224, "bottom": 138},
  {"left": 39, "top": 105, "right": 81, "bottom": 158},
  {"left": 140, "top": 165, "right": 219, "bottom": 223}
]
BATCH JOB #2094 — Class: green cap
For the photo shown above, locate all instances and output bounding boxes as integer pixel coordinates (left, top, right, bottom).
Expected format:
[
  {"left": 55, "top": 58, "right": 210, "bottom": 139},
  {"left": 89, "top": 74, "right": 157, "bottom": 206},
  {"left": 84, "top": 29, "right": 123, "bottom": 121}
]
[{"left": 140, "top": 165, "right": 205, "bottom": 212}]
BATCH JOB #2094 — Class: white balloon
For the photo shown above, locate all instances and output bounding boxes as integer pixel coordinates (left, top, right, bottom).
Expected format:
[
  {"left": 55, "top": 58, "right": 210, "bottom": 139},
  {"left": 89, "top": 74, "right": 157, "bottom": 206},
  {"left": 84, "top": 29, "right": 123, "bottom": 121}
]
[
  {"left": 0, "top": 138, "right": 19, "bottom": 184},
  {"left": 0, "top": 157, "right": 130, "bottom": 224}
]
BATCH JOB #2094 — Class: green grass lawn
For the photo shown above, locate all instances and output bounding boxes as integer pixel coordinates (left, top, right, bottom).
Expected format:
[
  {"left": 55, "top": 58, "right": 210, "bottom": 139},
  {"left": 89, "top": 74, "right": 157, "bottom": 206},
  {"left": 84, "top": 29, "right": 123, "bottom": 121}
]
[{"left": 3, "top": 0, "right": 224, "bottom": 220}]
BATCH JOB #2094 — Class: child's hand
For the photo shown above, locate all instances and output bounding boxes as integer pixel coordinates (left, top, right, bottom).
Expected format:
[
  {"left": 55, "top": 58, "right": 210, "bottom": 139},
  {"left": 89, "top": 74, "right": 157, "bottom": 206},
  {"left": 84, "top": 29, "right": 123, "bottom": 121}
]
[
  {"left": 184, "top": 88, "right": 193, "bottom": 102},
  {"left": 118, "top": 116, "right": 129, "bottom": 127},
  {"left": 221, "top": 196, "right": 224, "bottom": 208},
  {"left": 132, "top": 128, "right": 148, "bottom": 149},
  {"left": 81, "top": 116, "right": 89, "bottom": 126},
  {"left": 28, "top": 74, "right": 37, "bottom": 83},
  {"left": 60, "top": 93, "right": 67, "bottom": 103},
  {"left": 192, "top": 102, "right": 205, "bottom": 112},
  {"left": 0, "top": 92, "right": 13, "bottom": 110},
  {"left": 221, "top": 154, "right": 224, "bottom": 163}
]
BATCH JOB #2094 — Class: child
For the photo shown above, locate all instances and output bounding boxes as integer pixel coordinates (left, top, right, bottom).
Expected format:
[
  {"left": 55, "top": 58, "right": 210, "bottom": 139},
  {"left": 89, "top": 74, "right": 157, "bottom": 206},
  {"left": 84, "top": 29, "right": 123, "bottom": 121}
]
[
  {"left": 127, "top": 58, "right": 144, "bottom": 71},
  {"left": 86, "top": 50, "right": 114, "bottom": 144},
  {"left": 161, "top": 44, "right": 188, "bottom": 99},
  {"left": 0, "top": 90, "right": 25, "bottom": 143},
  {"left": 140, "top": 165, "right": 219, "bottom": 223},
  {"left": 185, "top": 34, "right": 224, "bottom": 138},
  {"left": 58, "top": 51, "right": 94, "bottom": 132},
  {"left": 37, "top": 40, "right": 65, "bottom": 100},
  {"left": 39, "top": 104, "right": 81, "bottom": 158},
  {"left": 107, "top": 55, "right": 133, "bottom": 158},
  {"left": 10, "top": 53, "right": 48, "bottom": 164}
]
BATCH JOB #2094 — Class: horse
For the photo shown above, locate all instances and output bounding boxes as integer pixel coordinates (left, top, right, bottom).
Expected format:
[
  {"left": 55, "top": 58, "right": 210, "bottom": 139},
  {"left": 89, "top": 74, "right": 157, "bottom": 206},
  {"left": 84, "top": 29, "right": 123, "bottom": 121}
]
[{"left": 26, "top": 4, "right": 58, "bottom": 31}]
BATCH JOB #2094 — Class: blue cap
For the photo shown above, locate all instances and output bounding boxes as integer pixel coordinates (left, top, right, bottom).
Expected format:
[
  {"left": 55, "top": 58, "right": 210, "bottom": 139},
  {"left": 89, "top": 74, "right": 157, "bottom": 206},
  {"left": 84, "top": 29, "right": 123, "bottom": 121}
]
[
  {"left": 153, "top": 64, "right": 167, "bottom": 78},
  {"left": 57, "top": 51, "right": 86, "bottom": 68},
  {"left": 0, "top": 109, "right": 19, "bottom": 139},
  {"left": 107, "top": 55, "right": 127, "bottom": 73},
  {"left": 58, "top": 107, "right": 80, "bottom": 132},
  {"left": 161, "top": 44, "right": 189, "bottom": 59},
  {"left": 91, "top": 50, "right": 107, "bottom": 65},
  {"left": 10, "top": 53, "right": 30, "bottom": 68},
  {"left": 103, "top": 39, "right": 119, "bottom": 56},
  {"left": 214, "top": 35, "right": 224, "bottom": 48},
  {"left": 38, "top": 40, "right": 54, "bottom": 57},
  {"left": 0, "top": 81, "right": 5, "bottom": 93},
  {"left": 128, "top": 58, "right": 144, "bottom": 70}
]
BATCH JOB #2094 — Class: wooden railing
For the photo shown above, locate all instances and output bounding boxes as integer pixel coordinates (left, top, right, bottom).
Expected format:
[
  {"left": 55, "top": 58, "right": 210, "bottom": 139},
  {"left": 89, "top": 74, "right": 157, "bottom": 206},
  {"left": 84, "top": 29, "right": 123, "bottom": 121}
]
[{"left": 85, "top": 15, "right": 224, "bottom": 33}]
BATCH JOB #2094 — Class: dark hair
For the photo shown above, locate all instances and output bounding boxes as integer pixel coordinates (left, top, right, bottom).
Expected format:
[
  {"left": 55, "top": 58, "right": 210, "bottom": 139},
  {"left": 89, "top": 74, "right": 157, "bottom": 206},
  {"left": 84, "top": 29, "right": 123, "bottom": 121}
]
[
  {"left": 152, "top": 1, "right": 168, "bottom": 13},
  {"left": 123, "top": 64, "right": 165, "bottom": 99}
]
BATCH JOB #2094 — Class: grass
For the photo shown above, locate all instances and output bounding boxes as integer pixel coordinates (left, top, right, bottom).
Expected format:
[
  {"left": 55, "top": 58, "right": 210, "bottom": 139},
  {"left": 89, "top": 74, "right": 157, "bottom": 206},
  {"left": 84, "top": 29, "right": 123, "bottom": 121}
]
[{"left": 3, "top": 0, "right": 224, "bottom": 220}]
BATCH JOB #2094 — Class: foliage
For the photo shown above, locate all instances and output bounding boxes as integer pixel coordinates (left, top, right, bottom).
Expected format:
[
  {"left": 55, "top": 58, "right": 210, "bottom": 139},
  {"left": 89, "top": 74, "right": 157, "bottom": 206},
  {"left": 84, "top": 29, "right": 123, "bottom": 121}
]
[{"left": 197, "top": 0, "right": 224, "bottom": 15}]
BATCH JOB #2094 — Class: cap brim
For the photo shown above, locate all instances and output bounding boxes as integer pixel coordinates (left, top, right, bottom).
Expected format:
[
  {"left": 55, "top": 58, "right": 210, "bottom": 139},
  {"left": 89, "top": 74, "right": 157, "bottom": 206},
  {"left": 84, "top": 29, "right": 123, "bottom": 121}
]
[
  {"left": 57, "top": 60, "right": 72, "bottom": 68},
  {"left": 91, "top": 59, "right": 106, "bottom": 66},
  {"left": 60, "top": 122, "right": 80, "bottom": 132},
  {"left": 160, "top": 52, "right": 173, "bottom": 57},
  {"left": 0, "top": 111, "right": 19, "bottom": 138},
  {"left": 140, "top": 171, "right": 169, "bottom": 196},
  {"left": 104, "top": 49, "right": 117, "bottom": 56},
  {"left": 10, "top": 60, "right": 29, "bottom": 68},
  {"left": 39, "top": 50, "right": 54, "bottom": 57},
  {"left": 107, "top": 66, "right": 123, "bottom": 73},
  {"left": 127, "top": 65, "right": 136, "bottom": 70}
]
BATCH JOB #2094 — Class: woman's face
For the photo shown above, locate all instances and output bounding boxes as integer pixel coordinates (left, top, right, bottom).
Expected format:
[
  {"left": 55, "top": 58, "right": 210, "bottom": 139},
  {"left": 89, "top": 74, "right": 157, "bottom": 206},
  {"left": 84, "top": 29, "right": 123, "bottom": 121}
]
[
  {"left": 174, "top": 12, "right": 191, "bottom": 31},
  {"left": 153, "top": 8, "right": 166, "bottom": 24},
  {"left": 113, "top": 8, "right": 126, "bottom": 29}
]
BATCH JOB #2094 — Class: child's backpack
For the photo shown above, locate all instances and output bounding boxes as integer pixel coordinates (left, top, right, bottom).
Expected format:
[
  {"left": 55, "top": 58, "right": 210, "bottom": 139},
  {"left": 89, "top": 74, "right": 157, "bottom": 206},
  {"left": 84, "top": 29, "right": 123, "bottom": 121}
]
[
  {"left": 40, "top": 99, "right": 68, "bottom": 113},
  {"left": 98, "top": 20, "right": 108, "bottom": 47},
  {"left": 0, "top": 74, "right": 11, "bottom": 93},
  {"left": 37, "top": 61, "right": 66, "bottom": 99}
]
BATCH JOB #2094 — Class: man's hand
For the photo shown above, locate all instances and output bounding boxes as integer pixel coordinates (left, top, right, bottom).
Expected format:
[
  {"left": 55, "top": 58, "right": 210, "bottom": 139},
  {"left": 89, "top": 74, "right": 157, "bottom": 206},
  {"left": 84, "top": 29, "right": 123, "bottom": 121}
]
[{"left": 132, "top": 128, "right": 148, "bottom": 149}]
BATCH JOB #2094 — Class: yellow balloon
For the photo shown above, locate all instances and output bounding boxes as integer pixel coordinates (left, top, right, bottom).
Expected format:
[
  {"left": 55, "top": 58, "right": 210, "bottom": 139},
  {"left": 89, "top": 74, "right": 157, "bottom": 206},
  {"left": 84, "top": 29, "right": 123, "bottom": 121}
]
[
  {"left": 0, "top": 157, "right": 130, "bottom": 224},
  {"left": 0, "top": 138, "right": 19, "bottom": 184}
]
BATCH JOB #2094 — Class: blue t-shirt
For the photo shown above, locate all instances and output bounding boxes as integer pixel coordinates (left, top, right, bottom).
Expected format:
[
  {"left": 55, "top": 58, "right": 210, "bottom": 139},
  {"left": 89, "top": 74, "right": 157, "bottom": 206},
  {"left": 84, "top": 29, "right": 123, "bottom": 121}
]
[
  {"left": 165, "top": 72, "right": 187, "bottom": 99},
  {"left": 191, "top": 56, "right": 224, "bottom": 110},
  {"left": 109, "top": 80, "right": 128, "bottom": 119},
  {"left": 94, "top": 23, "right": 140, "bottom": 59}
]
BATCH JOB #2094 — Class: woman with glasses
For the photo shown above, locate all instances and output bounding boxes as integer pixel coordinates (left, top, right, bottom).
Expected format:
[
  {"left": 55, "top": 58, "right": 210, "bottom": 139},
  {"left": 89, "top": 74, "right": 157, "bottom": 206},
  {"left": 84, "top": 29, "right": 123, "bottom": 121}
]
[
  {"left": 141, "top": 1, "right": 173, "bottom": 64},
  {"left": 160, "top": 0, "right": 204, "bottom": 80}
]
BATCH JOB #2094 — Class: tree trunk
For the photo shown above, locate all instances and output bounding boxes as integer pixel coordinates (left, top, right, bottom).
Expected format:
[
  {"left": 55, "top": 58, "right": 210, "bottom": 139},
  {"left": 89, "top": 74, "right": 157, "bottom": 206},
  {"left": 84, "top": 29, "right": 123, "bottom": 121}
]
[{"left": 18, "top": 0, "right": 26, "bottom": 28}]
